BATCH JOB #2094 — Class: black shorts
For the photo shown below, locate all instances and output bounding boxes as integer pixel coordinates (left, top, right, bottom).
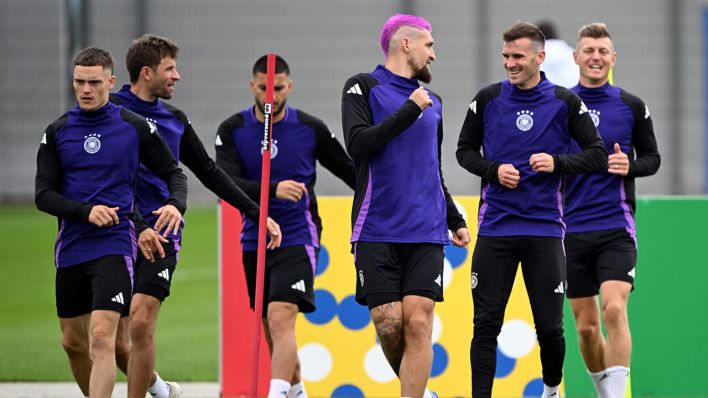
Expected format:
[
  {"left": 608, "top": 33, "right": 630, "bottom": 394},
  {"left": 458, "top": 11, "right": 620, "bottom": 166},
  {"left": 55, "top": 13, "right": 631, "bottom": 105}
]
[
  {"left": 133, "top": 240, "right": 180, "bottom": 302},
  {"left": 565, "top": 228, "right": 637, "bottom": 298},
  {"left": 56, "top": 255, "right": 133, "bottom": 318},
  {"left": 243, "top": 245, "right": 317, "bottom": 316},
  {"left": 354, "top": 242, "right": 444, "bottom": 309}
]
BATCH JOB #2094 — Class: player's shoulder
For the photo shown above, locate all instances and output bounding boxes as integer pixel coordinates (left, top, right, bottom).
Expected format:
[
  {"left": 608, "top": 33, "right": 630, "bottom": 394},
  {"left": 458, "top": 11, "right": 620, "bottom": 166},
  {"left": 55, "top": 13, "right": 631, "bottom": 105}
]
[
  {"left": 218, "top": 110, "right": 247, "bottom": 132},
  {"left": 119, "top": 107, "right": 154, "bottom": 134},
  {"left": 344, "top": 72, "right": 379, "bottom": 93},
  {"left": 553, "top": 84, "right": 584, "bottom": 108},
  {"left": 294, "top": 108, "right": 327, "bottom": 129},
  {"left": 617, "top": 87, "right": 646, "bottom": 109},
  {"left": 162, "top": 101, "right": 191, "bottom": 125},
  {"left": 47, "top": 111, "right": 71, "bottom": 132},
  {"left": 472, "top": 82, "right": 502, "bottom": 107},
  {"left": 427, "top": 88, "right": 443, "bottom": 104}
]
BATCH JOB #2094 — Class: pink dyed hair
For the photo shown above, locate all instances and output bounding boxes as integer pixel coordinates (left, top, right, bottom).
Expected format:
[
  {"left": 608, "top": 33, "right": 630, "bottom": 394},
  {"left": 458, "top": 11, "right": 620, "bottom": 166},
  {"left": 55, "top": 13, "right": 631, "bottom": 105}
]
[{"left": 380, "top": 14, "right": 432, "bottom": 58}]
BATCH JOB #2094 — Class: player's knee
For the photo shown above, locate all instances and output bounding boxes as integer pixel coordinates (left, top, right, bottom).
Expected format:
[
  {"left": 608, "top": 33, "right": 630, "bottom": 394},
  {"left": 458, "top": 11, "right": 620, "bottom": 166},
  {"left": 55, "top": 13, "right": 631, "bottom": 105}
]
[
  {"left": 575, "top": 320, "right": 600, "bottom": 342},
  {"left": 403, "top": 312, "right": 432, "bottom": 341},
  {"left": 89, "top": 331, "right": 115, "bottom": 359},
  {"left": 61, "top": 334, "right": 89, "bottom": 357},
  {"left": 536, "top": 325, "right": 565, "bottom": 345},
  {"left": 602, "top": 301, "right": 627, "bottom": 328},
  {"left": 129, "top": 317, "right": 155, "bottom": 344},
  {"left": 374, "top": 318, "right": 403, "bottom": 346},
  {"left": 472, "top": 318, "right": 503, "bottom": 341}
]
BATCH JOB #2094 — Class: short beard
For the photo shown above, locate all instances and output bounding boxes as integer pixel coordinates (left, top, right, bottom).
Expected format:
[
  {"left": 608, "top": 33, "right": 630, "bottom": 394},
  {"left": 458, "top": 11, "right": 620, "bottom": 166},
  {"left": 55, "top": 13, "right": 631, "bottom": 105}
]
[
  {"left": 255, "top": 98, "right": 286, "bottom": 118},
  {"left": 411, "top": 63, "right": 432, "bottom": 84}
]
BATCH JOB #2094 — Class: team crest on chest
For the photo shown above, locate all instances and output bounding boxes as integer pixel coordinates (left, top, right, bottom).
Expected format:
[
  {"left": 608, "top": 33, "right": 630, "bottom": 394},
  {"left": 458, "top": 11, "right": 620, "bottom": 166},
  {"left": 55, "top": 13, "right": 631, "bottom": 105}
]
[
  {"left": 83, "top": 133, "right": 101, "bottom": 154},
  {"left": 588, "top": 109, "right": 601, "bottom": 127},
  {"left": 260, "top": 139, "right": 279, "bottom": 159},
  {"left": 515, "top": 110, "right": 534, "bottom": 131}
]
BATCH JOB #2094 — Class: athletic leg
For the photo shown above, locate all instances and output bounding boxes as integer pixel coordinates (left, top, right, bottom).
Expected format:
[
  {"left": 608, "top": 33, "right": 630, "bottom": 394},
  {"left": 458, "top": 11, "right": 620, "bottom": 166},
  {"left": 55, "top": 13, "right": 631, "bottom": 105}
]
[
  {"left": 600, "top": 280, "right": 632, "bottom": 397},
  {"left": 88, "top": 309, "right": 121, "bottom": 398},
  {"left": 520, "top": 237, "right": 566, "bottom": 392},
  {"left": 470, "top": 236, "right": 520, "bottom": 398},
  {"left": 370, "top": 301, "right": 404, "bottom": 376},
  {"left": 127, "top": 293, "right": 162, "bottom": 398},
  {"left": 400, "top": 295, "right": 435, "bottom": 398},
  {"left": 59, "top": 315, "right": 92, "bottom": 396},
  {"left": 115, "top": 316, "right": 131, "bottom": 375},
  {"left": 569, "top": 296, "right": 605, "bottom": 372}
]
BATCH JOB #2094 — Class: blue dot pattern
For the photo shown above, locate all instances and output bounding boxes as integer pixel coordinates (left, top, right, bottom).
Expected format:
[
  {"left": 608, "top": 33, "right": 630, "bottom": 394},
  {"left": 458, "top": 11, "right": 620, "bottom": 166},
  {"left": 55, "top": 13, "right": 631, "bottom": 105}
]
[
  {"left": 338, "top": 295, "right": 370, "bottom": 329},
  {"left": 430, "top": 343, "right": 448, "bottom": 377},
  {"left": 444, "top": 245, "right": 468, "bottom": 268},
  {"left": 331, "top": 384, "right": 365, "bottom": 398},
  {"left": 523, "top": 377, "right": 544, "bottom": 397},
  {"left": 305, "top": 289, "right": 338, "bottom": 324},
  {"left": 316, "top": 245, "right": 330, "bottom": 276},
  {"left": 495, "top": 347, "right": 516, "bottom": 378}
]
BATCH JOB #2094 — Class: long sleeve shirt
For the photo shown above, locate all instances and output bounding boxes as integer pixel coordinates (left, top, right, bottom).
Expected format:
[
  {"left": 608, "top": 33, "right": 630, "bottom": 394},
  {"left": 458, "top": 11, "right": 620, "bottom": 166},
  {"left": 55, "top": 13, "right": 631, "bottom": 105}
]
[
  {"left": 111, "top": 85, "right": 259, "bottom": 239},
  {"left": 457, "top": 74, "right": 607, "bottom": 238},
  {"left": 216, "top": 105, "right": 356, "bottom": 251},
  {"left": 35, "top": 101, "right": 187, "bottom": 267},
  {"left": 565, "top": 83, "right": 660, "bottom": 238},
  {"left": 341, "top": 65, "right": 466, "bottom": 244}
]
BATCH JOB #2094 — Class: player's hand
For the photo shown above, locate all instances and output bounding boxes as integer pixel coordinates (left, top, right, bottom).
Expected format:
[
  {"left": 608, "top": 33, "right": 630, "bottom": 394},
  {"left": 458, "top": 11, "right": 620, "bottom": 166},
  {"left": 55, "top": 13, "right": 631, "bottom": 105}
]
[
  {"left": 152, "top": 204, "right": 182, "bottom": 237},
  {"left": 138, "top": 229, "right": 168, "bottom": 263},
  {"left": 451, "top": 227, "right": 471, "bottom": 248},
  {"left": 608, "top": 143, "right": 629, "bottom": 176},
  {"left": 409, "top": 86, "right": 433, "bottom": 110},
  {"left": 530, "top": 153, "right": 555, "bottom": 173},
  {"left": 266, "top": 217, "right": 282, "bottom": 250},
  {"left": 88, "top": 205, "right": 120, "bottom": 227},
  {"left": 498, "top": 164, "right": 520, "bottom": 189},
  {"left": 276, "top": 180, "right": 307, "bottom": 202}
]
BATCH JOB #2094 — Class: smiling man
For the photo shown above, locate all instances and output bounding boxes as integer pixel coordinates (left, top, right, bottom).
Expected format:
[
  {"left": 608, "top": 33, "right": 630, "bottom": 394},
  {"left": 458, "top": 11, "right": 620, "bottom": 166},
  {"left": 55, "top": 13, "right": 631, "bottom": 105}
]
[
  {"left": 456, "top": 21, "right": 607, "bottom": 397},
  {"left": 35, "top": 46, "right": 187, "bottom": 398},
  {"left": 108, "top": 35, "right": 282, "bottom": 398},
  {"left": 341, "top": 14, "right": 470, "bottom": 398},
  {"left": 564, "top": 23, "right": 660, "bottom": 398}
]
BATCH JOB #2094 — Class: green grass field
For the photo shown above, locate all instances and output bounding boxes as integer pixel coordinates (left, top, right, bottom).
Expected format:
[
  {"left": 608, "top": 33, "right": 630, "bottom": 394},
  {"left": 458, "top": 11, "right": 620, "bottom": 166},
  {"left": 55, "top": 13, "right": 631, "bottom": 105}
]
[{"left": 0, "top": 205, "right": 219, "bottom": 381}]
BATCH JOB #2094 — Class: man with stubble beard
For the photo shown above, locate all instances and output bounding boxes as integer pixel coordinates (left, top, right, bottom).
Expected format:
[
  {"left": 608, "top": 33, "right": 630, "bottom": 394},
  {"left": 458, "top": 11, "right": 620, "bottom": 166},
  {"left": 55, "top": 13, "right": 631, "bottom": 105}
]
[
  {"left": 341, "top": 14, "right": 470, "bottom": 398},
  {"left": 216, "top": 54, "right": 356, "bottom": 398}
]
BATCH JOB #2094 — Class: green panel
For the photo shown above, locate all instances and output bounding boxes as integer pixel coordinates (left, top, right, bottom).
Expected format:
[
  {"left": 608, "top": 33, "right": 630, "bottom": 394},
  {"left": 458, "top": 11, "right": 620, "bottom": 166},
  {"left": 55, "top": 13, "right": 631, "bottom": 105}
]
[{"left": 564, "top": 197, "right": 708, "bottom": 397}]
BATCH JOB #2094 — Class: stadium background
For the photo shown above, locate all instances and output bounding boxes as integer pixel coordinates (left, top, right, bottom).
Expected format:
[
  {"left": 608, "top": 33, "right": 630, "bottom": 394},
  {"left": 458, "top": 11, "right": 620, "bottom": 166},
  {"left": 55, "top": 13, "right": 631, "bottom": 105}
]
[{"left": 1, "top": 1, "right": 707, "bottom": 397}]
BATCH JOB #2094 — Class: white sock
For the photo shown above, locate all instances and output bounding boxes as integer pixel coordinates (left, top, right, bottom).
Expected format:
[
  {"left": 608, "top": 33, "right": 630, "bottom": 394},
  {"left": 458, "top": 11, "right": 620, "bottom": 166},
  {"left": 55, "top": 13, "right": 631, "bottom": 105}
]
[
  {"left": 605, "top": 366, "right": 630, "bottom": 398},
  {"left": 267, "top": 379, "right": 290, "bottom": 398},
  {"left": 541, "top": 383, "right": 560, "bottom": 398},
  {"left": 422, "top": 388, "right": 435, "bottom": 398},
  {"left": 147, "top": 373, "right": 169, "bottom": 398},
  {"left": 589, "top": 369, "right": 611, "bottom": 398},
  {"left": 288, "top": 380, "right": 308, "bottom": 398}
]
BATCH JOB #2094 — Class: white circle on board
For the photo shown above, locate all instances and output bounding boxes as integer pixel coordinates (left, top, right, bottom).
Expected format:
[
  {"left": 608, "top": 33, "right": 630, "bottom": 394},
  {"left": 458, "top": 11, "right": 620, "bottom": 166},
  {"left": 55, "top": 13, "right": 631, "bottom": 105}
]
[
  {"left": 497, "top": 319, "right": 537, "bottom": 359},
  {"left": 443, "top": 258, "right": 453, "bottom": 290},
  {"left": 364, "top": 345, "right": 397, "bottom": 383},
  {"left": 432, "top": 312, "right": 442, "bottom": 343},
  {"left": 299, "top": 343, "right": 333, "bottom": 382}
]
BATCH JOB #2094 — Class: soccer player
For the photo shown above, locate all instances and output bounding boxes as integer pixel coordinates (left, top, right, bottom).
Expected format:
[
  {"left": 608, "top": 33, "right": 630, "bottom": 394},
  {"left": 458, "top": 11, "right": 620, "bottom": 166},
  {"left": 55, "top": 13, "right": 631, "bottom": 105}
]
[
  {"left": 565, "top": 23, "right": 660, "bottom": 397},
  {"left": 341, "top": 14, "right": 470, "bottom": 398},
  {"left": 35, "top": 47, "right": 187, "bottom": 398},
  {"left": 109, "top": 35, "right": 282, "bottom": 398},
  {"left": 215, "top": 54, "right": 356, "bottom": 398},
  {"left": 456, "top": 22, "right": 607, "bottom": 398}
]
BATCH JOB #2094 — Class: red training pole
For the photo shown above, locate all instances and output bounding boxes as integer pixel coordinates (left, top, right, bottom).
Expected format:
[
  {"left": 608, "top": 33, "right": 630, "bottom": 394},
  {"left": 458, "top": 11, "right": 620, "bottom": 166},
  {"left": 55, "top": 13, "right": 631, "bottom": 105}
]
[{"left": 250, "top": 52, "right": 276, "bottom": 398}]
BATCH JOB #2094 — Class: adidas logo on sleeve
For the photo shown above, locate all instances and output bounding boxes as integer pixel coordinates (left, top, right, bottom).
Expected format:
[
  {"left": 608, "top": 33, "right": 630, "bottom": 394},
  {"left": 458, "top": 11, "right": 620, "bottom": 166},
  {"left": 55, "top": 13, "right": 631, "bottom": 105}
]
[{"left": 346, "top": 83, "right": 362, "bottom": 95}]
